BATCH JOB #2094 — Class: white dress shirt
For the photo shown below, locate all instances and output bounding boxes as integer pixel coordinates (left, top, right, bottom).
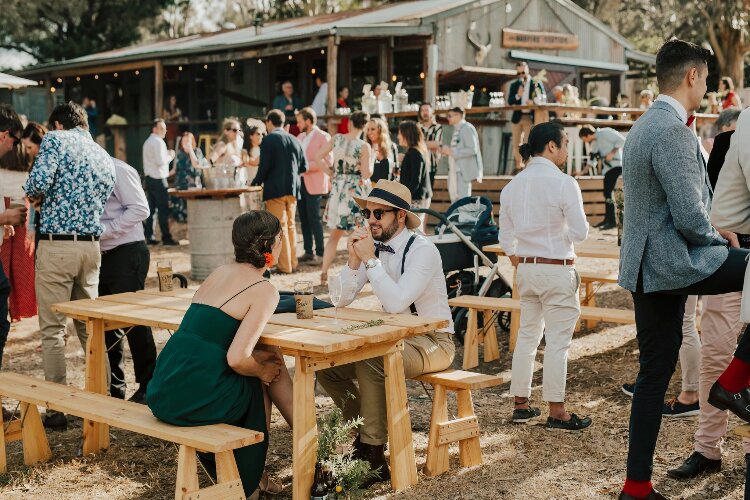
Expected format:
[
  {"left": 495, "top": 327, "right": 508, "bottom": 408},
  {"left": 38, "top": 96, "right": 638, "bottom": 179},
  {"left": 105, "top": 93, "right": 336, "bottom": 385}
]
[
  {"left": 336, "top": 228, "right": 454, "bottom": 333},
  {"left": 498, "top": 156, "right": 589, "bottom": 260},
  {"left": 100, "top": 159, "right": 150, "bottom": 251},
  {"left": 311, "top": 82, "right": 328, "bottom": 119},
  {"left": 142, "top": 133, "right": 171, "bottom": 179},
  {"left": 655, "top": 94, "right": 688, "bottom": 124}
]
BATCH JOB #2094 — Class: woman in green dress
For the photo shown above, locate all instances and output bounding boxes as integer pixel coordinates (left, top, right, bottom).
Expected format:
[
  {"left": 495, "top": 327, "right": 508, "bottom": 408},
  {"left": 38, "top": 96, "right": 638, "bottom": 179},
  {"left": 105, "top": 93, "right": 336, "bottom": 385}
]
[{"left": 147, "top": 210, "right": 292, "bottom": 498}]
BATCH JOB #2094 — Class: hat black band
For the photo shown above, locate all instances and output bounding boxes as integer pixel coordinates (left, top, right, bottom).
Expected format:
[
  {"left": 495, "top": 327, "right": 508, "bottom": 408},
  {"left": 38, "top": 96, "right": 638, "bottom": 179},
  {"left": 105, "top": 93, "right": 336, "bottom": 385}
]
[{"left": 368, "top": 188, "right": 410, "bottom": 210}]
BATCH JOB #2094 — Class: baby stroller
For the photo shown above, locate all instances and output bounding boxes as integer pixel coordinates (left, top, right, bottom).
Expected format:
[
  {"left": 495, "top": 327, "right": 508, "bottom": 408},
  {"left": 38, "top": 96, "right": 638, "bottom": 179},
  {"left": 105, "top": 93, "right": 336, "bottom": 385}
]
[{"left": 413, "top": 196, "right": 512, "bottom": 344}]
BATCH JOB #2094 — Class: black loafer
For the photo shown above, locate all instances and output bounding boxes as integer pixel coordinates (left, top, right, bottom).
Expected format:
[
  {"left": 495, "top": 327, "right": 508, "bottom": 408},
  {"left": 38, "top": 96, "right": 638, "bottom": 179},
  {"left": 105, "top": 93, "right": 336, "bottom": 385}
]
[
  {"left": 666, "top": 451, "right": 721, "bottom": 479},
  {"left": 512, "top": 407, "right": 541, "bottom": 423},
  {"left": 545, "top": 413, "right": 592, "bottom": 431},
  {"left": 707, "top": 382, "right": 750, "bottom": 423},
  {"left": 619, "top": 488, "right": 669, "bottom": 499}
]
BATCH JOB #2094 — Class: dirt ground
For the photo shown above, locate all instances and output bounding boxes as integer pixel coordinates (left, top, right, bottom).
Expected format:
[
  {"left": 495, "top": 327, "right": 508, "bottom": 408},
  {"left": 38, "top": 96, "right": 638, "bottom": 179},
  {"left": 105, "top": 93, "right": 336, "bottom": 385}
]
[{"left": 0, "top": 223, "right": 747, "bottom": 499}]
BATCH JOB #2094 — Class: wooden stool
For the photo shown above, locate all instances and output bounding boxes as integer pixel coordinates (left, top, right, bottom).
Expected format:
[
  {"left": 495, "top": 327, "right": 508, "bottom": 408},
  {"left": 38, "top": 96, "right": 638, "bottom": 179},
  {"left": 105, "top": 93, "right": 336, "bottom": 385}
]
[
  {"left": 463, "top": 308, "right": 501, "bottom": 369},
  {"left": 414, "top": 369, "right": 503, "bottom": 476}
]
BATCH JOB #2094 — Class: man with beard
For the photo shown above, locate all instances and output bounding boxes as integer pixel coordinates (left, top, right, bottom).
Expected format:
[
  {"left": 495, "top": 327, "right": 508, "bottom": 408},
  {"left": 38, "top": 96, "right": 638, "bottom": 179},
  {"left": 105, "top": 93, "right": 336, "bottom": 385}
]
[
  {"left": 417, "top": 102, "right": 442, "bottom": 190},
  {"left": 317, "top": 180, "right": 455, "bottom": 485}
]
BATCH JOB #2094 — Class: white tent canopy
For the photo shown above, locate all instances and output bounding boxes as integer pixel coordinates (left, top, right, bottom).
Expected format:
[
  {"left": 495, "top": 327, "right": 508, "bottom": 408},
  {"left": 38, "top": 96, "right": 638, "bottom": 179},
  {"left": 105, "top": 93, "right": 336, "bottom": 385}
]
[{"left": 0, "top": 72, "right": 38, "bottom": 89}]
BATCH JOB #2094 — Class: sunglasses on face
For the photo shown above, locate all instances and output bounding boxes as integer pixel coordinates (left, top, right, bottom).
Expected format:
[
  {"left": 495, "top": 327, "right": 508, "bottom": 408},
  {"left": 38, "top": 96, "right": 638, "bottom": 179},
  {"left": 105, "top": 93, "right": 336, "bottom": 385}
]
[
  {"left": 226, "top": 128, "right": 240, "bottom": 132},
  {"left": 361, "top": 208, "right": 398, "bottom": 220},
  {"left": 7, "top": 132, "right": 20, "bottom": 147}
]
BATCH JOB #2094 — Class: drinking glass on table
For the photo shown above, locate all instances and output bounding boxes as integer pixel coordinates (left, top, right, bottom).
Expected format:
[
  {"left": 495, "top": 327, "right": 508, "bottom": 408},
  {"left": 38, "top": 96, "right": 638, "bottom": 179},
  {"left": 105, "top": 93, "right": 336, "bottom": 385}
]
[
  {"left": 157, "top": 260, "right": 174, "bottom": 292},
  {"left": 294, "top": 280, "right": 314, "bottom": 319},
  {"left": 328, "top": 274, "right": 343, "bottom": 324}
]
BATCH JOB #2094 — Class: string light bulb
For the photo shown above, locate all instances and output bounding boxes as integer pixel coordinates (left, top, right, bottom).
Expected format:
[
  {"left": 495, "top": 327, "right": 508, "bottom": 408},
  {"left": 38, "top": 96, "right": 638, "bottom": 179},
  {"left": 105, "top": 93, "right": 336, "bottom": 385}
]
[
  {"left": 321, "top": 49, "right": 325, "bottom": 55},
  {"left": 470, "top": 84, "right": 475, "bottom": 92},
  {"left": 178, "top": 65, "right": 183, "bottom": 71},
  {"left": 230, "top": 61, "right": 235, "bottom": 67},
  {"left": 50, "top": 86, "right": 56, "bottom": 93},
  {"left": 419, "top": 72, "right": 425, "bottom": 79},
  {"left": 311, "top": 68, "right": 316, "bottom": 75},
  {"left": 76, "top": 76, "right": 81, "bottom": 82},
  {"left": 94, "top": 74, "right": 99, "bottom": 80},
  {"left": 257, "top": 58, "right": 262, "bottom": 64},
  {"left": 203, "top": 64, "right": 208, "bottom": 70},
  {"left": 56, "top": 78, "right": 62, "bottom": 83},
  {"left": 392, "top": 74, "right": 397, "bottom": 82},
  {"left": 135, "top": 70, "right": 140, "bottom": 75},
  {"left": 288, "top": 54, "right": 293, "bottom": 60},
  {"left": 113, "top": 72, "right": 118, "bottom": 77}
]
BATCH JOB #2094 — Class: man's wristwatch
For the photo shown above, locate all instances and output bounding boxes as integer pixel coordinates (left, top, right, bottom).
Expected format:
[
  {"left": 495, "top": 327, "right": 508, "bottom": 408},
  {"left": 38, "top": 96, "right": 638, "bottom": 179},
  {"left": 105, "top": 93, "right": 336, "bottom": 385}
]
[{"left": 365, "top": 258, "right": 380, "bottom": 270}]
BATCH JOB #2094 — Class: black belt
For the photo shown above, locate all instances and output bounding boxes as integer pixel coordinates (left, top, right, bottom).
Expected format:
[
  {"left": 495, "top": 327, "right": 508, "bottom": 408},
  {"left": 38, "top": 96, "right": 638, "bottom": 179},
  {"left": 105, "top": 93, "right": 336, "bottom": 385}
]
[
  {"left": 101, "top": 240, "right": 144, "bottom": 256},
  {"left": 39, "top": 233, "right": 99, "bottom": 242}
]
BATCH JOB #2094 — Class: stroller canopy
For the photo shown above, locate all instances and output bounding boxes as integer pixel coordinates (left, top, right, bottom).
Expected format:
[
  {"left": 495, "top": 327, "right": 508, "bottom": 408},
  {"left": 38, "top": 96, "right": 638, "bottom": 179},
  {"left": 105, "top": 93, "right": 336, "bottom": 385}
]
[{"left": 437, "top": 196, "right": 498, "bottom": 246}]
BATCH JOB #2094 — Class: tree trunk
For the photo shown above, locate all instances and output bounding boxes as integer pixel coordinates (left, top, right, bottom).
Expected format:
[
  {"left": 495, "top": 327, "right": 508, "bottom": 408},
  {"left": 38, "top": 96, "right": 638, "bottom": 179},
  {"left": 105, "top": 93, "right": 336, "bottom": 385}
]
[{"left": 721, "top": 43, "right": 747, "bottom": 89}]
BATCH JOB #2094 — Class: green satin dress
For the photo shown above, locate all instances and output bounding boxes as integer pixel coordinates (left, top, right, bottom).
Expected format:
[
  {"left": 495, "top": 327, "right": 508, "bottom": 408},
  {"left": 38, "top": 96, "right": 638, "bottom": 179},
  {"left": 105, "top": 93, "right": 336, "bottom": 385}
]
[{"left": 146, "top": 301, "right": 268, "bottom": 496}]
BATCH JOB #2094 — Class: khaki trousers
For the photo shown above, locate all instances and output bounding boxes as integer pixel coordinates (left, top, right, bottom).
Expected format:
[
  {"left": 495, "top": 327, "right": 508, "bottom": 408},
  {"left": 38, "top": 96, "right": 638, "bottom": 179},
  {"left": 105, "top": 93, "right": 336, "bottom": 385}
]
[
  {"left": 265, "top": 195, "right": 298, "bottom": 273},
  {"left": 36, "top": 240, "right": 101, "bottom": 385},
  {"left": 511, "top": 115, "right": 533, "bottom": 169},
  {"left": 693, "top": 292, "right": 750, "bottom": 459},
  {"left": 510, "top": 263, "right": 580, "bottom": 402},
  {"left": 679, "top": 295, "right": 701, "bottom": 392},
  {"left": 317, "top": 332, "right": 455, "bottom": 445}
]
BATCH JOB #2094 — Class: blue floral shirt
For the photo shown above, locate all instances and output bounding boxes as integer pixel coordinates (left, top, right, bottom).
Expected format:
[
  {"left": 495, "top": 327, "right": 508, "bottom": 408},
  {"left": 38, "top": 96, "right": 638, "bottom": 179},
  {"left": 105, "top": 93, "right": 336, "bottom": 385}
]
[{"left": 24, "top": 127, "right": 116, "bottom": 236}]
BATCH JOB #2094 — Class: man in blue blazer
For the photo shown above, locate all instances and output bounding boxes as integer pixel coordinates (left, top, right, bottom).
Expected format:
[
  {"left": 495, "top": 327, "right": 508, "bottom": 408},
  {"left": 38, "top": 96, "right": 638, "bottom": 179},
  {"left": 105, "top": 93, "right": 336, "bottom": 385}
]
[
  {"left": 618, "top": 39, "right": 750, "bottom": 500},
  {"left": 507, "top": 61, "right": 545, "bottom": 169}
]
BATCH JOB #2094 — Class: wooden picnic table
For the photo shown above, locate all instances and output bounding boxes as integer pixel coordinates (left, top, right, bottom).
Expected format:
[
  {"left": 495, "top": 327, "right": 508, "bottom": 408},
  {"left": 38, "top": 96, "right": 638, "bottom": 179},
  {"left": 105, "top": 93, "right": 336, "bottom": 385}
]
[
  {"left": 51, "top": 289, "right": 447, "bottom": 500},
  {"left": 483, "top": 239, "right": 620, "bottom": 349}
]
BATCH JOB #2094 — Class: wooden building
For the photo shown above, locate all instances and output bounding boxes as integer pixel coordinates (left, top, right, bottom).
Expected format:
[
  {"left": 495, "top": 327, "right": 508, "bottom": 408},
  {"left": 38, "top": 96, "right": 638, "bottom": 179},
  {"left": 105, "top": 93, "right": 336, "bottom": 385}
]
[{"left": 6, "top": 0, "right": 653, "bottom": 172}]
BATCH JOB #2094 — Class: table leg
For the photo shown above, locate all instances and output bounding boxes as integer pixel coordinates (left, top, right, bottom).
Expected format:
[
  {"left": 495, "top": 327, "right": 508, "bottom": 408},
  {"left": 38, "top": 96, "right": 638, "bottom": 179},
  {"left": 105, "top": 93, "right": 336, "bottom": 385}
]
[
  {"left": 509, "top": 266, "right": 519, "bottom": 353},
  {"left": 292, "top": 355, "right": 317, "bottom": 500},
  {"left": 383, "top": 350, "right": 417, "bottom": 491},
  {"left": 83, "top": 318, "right": 109, "bottom": 455}
]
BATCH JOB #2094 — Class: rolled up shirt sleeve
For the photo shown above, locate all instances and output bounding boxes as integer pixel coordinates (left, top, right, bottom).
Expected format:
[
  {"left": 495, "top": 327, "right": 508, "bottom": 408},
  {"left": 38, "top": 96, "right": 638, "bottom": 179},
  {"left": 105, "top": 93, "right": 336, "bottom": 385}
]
[
  {"left": 24, "top": 135, "right": 59, "bottom": 197},
  {"left": 366, "top": 245, "right": 438, "bottom": 314}
]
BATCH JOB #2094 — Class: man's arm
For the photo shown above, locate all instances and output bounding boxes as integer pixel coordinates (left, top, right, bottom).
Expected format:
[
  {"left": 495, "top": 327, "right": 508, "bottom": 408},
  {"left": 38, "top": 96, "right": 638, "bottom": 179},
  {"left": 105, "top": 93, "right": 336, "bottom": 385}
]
[
  {"left": 101, "top": 165, "right": 150, "bottom": 241},
  {"left": 562, "top": 178, "right": 589, "bottom": 244},
  {"left": 653, "top": 125, "right": 726, "bottom": 246},
  {"left": 507, "top": 81, "right": 521, "bottom": 105},
  {"left": 366, "top": 243, "right": 440, "bottom": 314},
  {"left": 252, "top": 139, "right": 273, "bottom": 186},
  {"left": 24, "top": 135, "right": 59, "bottom": 197},
  {"left": 497, "top": 189, "right": 517, "bottom": 257},
  {"left": 335, "top": 264, "right": 369, "bottom": 307}
]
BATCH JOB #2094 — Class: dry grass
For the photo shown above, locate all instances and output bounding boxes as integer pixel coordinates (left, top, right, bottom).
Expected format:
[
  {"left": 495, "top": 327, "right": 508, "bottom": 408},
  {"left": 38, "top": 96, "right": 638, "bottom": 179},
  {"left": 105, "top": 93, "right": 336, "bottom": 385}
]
[{"left": 0, "top": 225, "right": 746, "bottom": 499}]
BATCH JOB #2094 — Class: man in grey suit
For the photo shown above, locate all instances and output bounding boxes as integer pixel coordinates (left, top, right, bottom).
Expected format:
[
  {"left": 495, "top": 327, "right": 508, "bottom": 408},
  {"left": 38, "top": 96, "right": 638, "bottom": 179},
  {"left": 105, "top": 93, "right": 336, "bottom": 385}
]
[
  {"left": 442, "top": 107, "right": 482, "bottom": 200},
  {"left": 618, "top": 39, "right": 750, "bottom": 500}
]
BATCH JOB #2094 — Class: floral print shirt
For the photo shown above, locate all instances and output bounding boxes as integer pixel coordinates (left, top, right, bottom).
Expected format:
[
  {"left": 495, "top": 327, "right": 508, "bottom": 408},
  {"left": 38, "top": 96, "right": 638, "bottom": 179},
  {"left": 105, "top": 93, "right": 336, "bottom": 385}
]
[{"left": 24, "top": 127, "right": 116, "bottom": 236}]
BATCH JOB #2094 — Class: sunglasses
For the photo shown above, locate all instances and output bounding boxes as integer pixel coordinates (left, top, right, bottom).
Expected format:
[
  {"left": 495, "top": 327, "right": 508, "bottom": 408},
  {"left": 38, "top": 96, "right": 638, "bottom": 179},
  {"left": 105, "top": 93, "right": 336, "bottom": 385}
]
[
  {"left": 226, "top": 128, "right": 240, "bottom": 132},
  {"left": 7, "top": 132, "right": 20, "bottom": 147},
  {"left": 361, "top": 208, "right": 398, "bottom": 220}
]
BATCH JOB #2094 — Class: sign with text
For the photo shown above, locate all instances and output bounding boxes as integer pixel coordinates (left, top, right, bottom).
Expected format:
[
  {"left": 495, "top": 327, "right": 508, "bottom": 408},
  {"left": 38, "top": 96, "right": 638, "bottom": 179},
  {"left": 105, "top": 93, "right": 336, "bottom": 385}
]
[{"left": 502, "top": 28, "right": 579, "bottom": 50}]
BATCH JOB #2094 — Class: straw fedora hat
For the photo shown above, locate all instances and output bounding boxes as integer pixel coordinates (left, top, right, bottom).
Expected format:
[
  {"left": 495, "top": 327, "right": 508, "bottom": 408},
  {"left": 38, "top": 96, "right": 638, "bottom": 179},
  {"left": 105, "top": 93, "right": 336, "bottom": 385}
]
[{"left": 353, "top": 180, "right": 422, "bottom": 230}]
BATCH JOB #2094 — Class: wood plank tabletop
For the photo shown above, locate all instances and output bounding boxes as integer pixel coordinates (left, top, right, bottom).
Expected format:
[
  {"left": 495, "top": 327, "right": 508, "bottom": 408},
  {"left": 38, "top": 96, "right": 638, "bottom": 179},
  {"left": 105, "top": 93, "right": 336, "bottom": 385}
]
[{"left": 483, "top": 239, "right": 620, "bottom": 260}]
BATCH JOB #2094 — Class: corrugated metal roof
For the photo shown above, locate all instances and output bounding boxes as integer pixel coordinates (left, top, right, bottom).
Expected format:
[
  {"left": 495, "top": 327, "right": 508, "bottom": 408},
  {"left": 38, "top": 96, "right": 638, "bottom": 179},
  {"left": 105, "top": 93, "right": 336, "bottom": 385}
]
[{"left": 20, "top": 0, "right": 642, "bottom": 74}]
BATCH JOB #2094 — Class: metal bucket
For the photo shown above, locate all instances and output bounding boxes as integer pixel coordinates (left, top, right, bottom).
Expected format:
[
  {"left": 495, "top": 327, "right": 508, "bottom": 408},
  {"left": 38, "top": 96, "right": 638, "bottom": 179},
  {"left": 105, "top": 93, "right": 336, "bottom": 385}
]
[{"left": 201, "top": 164, "right": 236, "bottom": 190}]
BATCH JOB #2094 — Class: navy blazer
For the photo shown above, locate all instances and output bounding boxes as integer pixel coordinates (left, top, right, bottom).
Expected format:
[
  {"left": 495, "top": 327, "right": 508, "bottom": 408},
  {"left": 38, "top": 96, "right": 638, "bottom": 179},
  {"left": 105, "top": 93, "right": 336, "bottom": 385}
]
[
  {"left": 508, "top": 78, "right": 546, "bottom": 123},
  {"left": 251, "top": 128, "right": 307, "bottom": 201}
]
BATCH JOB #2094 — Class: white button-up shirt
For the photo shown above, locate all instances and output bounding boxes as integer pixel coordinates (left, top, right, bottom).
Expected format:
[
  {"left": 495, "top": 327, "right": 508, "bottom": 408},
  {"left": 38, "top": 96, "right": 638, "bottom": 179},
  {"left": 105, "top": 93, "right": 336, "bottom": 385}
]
[
  {"left": 100, "top": 159, "right": 150, "bottom": 252},
  {"left": 498, "top": 156, "right": 589, "bottom": 260},
  {"left": 336, "top": 228, "right": 454, "bottom": 333},
  {"left": 142, "top": 133, "right": 171, "bottom": 179}
]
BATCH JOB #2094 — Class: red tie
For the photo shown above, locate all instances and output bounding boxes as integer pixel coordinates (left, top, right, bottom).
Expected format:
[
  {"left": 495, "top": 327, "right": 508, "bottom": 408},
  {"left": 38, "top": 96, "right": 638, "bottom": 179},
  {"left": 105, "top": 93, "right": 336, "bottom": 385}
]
[{"left": 686, "top": 115, "right": 696, "bottom": 127}]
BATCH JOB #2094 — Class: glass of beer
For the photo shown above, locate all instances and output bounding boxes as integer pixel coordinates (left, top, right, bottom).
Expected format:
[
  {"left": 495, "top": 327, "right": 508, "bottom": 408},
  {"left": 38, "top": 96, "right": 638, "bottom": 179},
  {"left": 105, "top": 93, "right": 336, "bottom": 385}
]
[
  {"left": 294, "top": 280, "right": 314, "bottom": 319},
  {"left": 157, "top": 260, "right": 174, "bottom": 293}
]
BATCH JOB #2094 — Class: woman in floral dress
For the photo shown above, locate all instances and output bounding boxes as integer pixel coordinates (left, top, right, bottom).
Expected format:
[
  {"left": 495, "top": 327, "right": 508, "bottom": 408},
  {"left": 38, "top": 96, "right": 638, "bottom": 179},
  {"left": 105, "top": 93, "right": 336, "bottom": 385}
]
[{"left": 315, "top": 110, "right": 371, "bottom": 284}]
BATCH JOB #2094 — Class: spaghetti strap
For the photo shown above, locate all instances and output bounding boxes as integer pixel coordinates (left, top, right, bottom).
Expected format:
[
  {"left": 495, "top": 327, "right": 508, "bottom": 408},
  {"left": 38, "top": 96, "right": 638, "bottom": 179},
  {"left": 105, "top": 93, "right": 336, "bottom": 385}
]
[{"left": 219, "top": 280, "right": 268, "bottom": 309}]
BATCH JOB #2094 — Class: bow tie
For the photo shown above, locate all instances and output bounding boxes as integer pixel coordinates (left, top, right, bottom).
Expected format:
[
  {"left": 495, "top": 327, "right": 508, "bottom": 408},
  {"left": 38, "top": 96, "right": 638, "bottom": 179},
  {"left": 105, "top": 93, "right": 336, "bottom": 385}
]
[
  {"left": 686, "top": 115, "right": 696, "bottom": 127},
  {"left": 375, "top": 242, "right": 395, "bottom": 254}
]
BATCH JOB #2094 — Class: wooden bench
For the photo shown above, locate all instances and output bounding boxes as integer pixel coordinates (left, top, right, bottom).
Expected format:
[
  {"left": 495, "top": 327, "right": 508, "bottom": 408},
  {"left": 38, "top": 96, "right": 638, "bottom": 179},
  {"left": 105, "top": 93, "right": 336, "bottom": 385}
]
[
  {"left": 448, "top": 296, "right": 634, "bottom": 369},
  {"left": 413, "top": 369, "right": 503, "bottom": 476},
  {"left": 578, "top": 271, "right": 619, "bottom": 329},
  {"left": 0, "top": 373, "right": 264, "bottom": 500}
]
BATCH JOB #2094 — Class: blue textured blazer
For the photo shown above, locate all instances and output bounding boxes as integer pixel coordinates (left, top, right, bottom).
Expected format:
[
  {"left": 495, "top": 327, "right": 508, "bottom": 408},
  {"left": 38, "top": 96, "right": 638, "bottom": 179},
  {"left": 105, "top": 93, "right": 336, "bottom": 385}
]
[{"left": 618, "top": 100, "right": 728, "bottom": 292}]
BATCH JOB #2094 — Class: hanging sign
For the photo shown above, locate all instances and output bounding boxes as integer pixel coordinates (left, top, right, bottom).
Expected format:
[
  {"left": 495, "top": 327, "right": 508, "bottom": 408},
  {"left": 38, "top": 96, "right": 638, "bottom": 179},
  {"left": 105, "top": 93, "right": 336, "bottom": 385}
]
[{"left": 502, "top": 28, "right": 579, "bottom": 50}]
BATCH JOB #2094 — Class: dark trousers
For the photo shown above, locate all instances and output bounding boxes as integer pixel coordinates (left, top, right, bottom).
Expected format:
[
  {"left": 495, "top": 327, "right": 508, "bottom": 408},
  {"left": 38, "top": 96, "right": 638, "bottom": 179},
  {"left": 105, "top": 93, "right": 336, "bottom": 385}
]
[
  {"left": 603, "top": 166, "right": 622, "bottom": 225},
  {"left": 0, "top": 265, "right": 9, "bottom": 369},
  {"left": 144, "top": 177, "right": 172, "bottom": 241},
  {"left": 628, "top": 247, "right": 750, "bottom": 480},
  {"left": 99, "top": 241, "right": 156, "bottom": 398},
  {"left": 298, "top": 182, "right": 324, "bottom": 257}
]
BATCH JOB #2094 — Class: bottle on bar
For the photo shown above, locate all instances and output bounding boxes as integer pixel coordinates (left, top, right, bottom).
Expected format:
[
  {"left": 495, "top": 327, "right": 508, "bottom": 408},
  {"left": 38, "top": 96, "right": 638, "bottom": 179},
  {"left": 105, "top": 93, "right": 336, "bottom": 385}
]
[{"left": 310, "top": 462, "right": 329, "bottom": 500}]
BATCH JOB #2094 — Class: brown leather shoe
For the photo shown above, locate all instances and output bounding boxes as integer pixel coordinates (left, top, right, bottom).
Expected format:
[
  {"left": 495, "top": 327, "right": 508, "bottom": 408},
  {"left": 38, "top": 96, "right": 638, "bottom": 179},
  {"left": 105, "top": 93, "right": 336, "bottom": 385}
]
[
  {"left": 353, "top": 436, "right": 390, "bottom": 485},
  {"left": 618, "top": 488, "right": 670, "bottom": 499}
]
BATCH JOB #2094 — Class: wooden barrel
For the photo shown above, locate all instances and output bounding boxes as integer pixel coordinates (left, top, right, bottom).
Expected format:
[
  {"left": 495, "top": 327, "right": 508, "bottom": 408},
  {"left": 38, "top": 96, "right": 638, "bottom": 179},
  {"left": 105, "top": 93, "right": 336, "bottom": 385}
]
[{"left": 186, "top": 197, "right": 243, "bottom": 280}]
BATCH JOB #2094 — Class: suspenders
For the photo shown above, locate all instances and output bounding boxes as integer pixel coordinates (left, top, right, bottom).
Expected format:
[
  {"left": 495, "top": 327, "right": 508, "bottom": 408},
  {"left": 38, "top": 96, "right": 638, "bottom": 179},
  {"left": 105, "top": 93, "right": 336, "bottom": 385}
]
[{"left": 374, "top": 234, "right": 418, "bottom": 314}]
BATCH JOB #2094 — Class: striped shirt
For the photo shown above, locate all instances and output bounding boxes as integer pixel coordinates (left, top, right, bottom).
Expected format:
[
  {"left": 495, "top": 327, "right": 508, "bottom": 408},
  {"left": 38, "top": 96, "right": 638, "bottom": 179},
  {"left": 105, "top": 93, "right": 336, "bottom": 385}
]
[{"left": 419, "top": 121, "right": 443, "bottom": 174}]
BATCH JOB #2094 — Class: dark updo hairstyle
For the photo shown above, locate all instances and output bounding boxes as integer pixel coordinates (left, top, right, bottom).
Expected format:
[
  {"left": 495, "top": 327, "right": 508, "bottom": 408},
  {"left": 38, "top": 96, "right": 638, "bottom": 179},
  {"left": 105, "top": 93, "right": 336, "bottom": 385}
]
[
  {"left": 349, "top": 110, "right": 370, "bottom": 130},
  {"left": 518, "top": 121, "right": 566, "bottom": 163},
  {"left": 232, "top": 210, "right": 282, "bottom": 268}
]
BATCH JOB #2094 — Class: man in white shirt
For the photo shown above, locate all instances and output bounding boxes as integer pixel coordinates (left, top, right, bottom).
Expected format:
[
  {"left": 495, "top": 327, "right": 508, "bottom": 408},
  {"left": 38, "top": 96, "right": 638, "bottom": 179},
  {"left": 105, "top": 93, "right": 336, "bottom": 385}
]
[
  {"left": 100, "top": 158, "right": 154, "bottom": 404},
  {"left": 142, "top": 118, "right": 177, "bottom": 245},
  {"left": 498, "top": 121, "right": 591, "bottom": 431},
  {"left": 317, "top": 180, "right": 455, "bottom": 485}
]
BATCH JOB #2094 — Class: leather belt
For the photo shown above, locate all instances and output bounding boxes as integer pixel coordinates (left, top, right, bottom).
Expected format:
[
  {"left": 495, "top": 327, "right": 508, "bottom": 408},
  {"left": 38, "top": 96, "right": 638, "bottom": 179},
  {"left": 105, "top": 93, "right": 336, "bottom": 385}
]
[
  {"left": 101, "top": 240, "right": 144, "bottom": 255},
  {"left": 518, "top": 256, "right": 575, "bottom": 266},
  {"left": 39, "top": 233, "right": 100, "bottom": 242}
]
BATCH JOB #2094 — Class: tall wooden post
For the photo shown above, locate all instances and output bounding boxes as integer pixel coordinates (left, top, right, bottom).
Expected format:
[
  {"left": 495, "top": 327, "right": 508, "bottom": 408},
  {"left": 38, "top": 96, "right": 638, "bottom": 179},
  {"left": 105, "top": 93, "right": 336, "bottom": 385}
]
[
  {"left": 326, "top": 35, "right": 339, "bottom": 131},
  {"left": 154, "top": 60, "right": 164, "bottom": 120}
]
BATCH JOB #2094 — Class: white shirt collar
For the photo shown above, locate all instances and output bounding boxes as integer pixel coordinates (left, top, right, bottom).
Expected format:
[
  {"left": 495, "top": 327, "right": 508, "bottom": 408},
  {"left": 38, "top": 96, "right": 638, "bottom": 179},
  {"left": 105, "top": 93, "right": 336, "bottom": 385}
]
[
  {"left": 655, "top": 94, "right": 688, "bottom": 123},
  {"left": 525, "top": 156, "right": 561, "bottom": 172}
]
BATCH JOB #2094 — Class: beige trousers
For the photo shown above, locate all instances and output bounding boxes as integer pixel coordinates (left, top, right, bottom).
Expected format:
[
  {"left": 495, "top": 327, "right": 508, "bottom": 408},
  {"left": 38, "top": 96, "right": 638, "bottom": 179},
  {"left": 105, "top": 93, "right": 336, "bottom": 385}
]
[
  {"left": 511, "top": 115, "right": 533, "bottom": 169},
  {"left": 317, "top": 332, "right": 455, "bottom": 445},
  {"left": 265, "top": 195, "right": 298, "bottom": 273},
  {"left": 679, "top": 295, "right": 701, "bottom": 392},
  {"left": 510, "top": 263, "right": 580, "bottom": 402},
  {"left": 693, "top": 292, "right": 750, "bottom": 459},
  {"left": 36, "top": 240, "right": 101, "bottom": 385}
]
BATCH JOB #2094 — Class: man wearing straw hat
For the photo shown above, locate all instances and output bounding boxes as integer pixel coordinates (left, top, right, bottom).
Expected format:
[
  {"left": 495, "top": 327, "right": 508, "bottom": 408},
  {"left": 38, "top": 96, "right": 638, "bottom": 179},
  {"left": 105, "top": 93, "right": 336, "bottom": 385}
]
[{"left": 317, "top": 179, "right": 455, "bottom": 485}]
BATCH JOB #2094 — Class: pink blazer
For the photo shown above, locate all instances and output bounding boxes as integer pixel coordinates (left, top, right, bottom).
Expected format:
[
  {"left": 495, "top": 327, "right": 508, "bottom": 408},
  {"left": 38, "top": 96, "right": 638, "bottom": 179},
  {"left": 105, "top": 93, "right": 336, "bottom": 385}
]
[{"left": 298, "top": 128, "right": 332, "bottom": 195}]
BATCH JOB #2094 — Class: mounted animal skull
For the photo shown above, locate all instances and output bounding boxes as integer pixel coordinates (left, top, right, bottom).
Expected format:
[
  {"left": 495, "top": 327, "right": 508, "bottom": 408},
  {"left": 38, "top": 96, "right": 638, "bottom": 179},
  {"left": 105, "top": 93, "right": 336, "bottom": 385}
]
[{"left": 467, "top": 23, "right": 492, "bottom": 65}]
